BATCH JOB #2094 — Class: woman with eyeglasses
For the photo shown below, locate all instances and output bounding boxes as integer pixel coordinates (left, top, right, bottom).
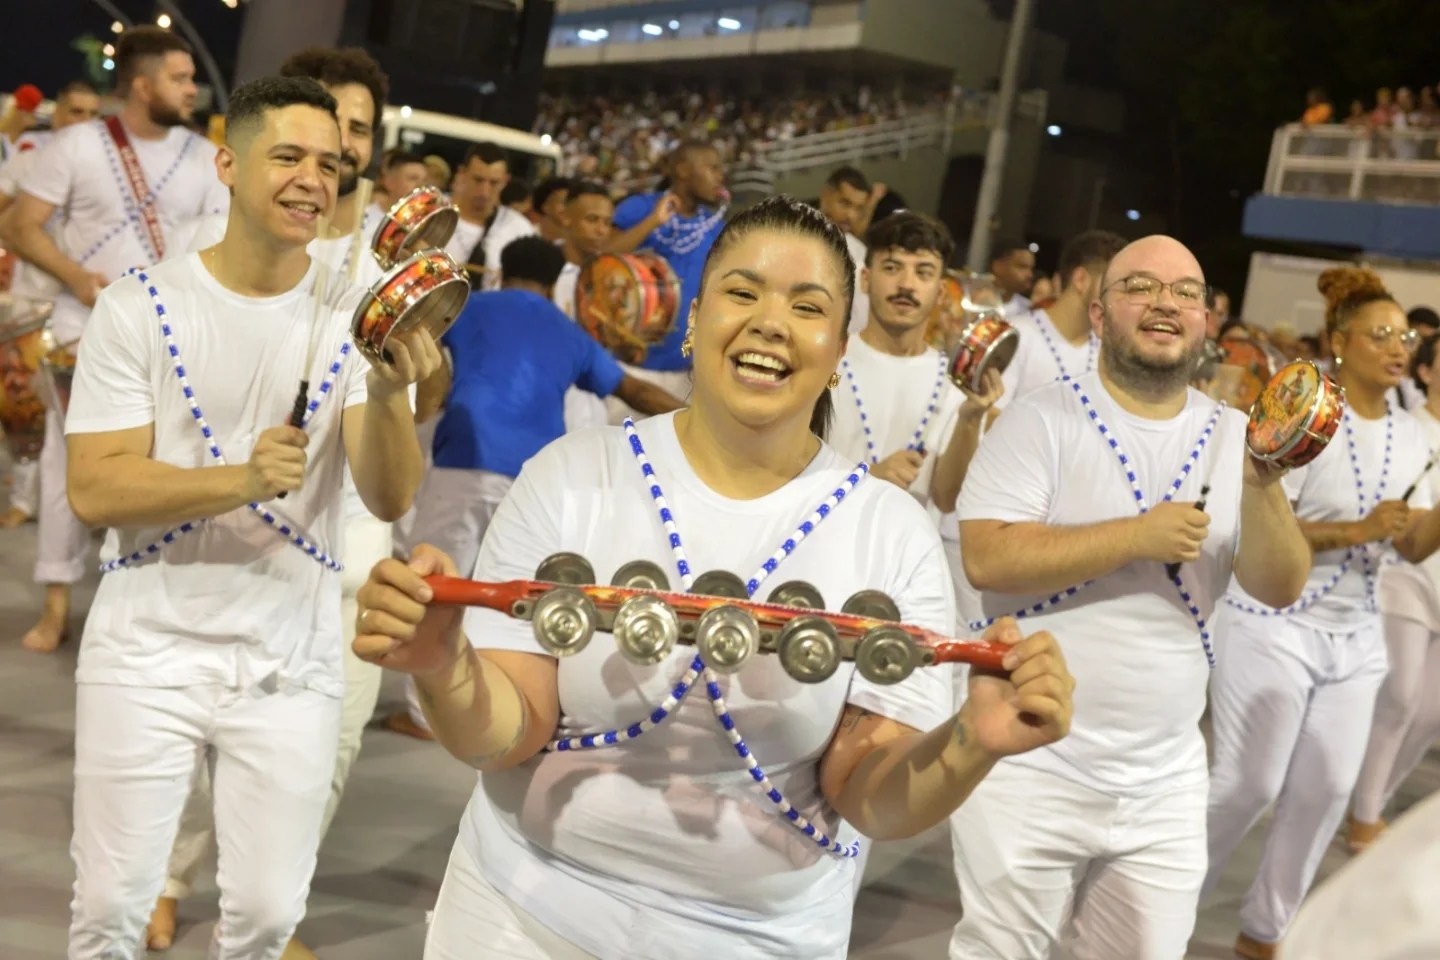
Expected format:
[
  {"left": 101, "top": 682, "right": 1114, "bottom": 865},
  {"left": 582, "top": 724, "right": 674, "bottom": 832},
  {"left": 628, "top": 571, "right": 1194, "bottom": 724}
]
[
  {"left": 1347, "top": 331, "right": 1440, "bottom": 853},
  {"left": 1204, "top": 267, "right": 1440, "bottom": 960}
]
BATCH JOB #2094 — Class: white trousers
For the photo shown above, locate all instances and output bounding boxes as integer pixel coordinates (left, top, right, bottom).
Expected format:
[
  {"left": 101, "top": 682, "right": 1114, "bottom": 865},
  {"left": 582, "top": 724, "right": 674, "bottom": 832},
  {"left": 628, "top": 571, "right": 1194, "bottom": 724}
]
[
  {"left": 401, "top": 467, "right": 513, "bottom": 731},
  {"left": 9, "top": 455, "right": 39, "bottom": 516},
  {"left": 948, "top": 762, "right": 1207, "bottom": 960},
  {"left": 162, "top": 514, "right": 391, "bottom": 899},
  {"left": 604, "top": 365, "right": 691, "bottom": 425},
  {"left": 36, "top": 408, "right": 90, "bottom": 583},
  {"left": 1352, "top": 613, "right": 1440, "bottom": 823},
  {"left": 69, "top": 682, "right": 340, "bottom": 960},
  {"left": 425, "top": 838, "right": 598, "bottom": 960},
  {"left": 1203, "top": 606, "right": 1388, "bottom": 944}
]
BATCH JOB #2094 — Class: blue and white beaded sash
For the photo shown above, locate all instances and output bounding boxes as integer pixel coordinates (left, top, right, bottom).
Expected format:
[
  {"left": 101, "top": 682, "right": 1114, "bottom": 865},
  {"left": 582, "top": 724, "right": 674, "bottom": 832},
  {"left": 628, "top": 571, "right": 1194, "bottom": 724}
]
[
  {"left": 99, "top": 268, "right": 349, "bottom": 574},
  {"left": 544, "top": 418, "right": 870, "bottom": 860},
  {"left": 1032, "top": 310, "right": 1097, "bottom": 380},
  {"left": 840, "top": 350, "right": 949, "bottom": 464}
]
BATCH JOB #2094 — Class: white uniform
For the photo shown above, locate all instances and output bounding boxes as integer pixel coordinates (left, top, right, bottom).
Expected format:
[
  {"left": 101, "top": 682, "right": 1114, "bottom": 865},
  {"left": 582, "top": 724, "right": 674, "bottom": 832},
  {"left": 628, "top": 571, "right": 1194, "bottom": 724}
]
[
  {"left": 1002, "top": 292, "right": 1031, "bottom": 319},
  {"left": 845, "top": 231, "right": 869, "bottom": 335},
  {"left": 65, "top": 253, "right": 367, "bottom": 960},
  {"left": 426, "top": 413, "right": 956, "bottom": 959},
  {"left": 1354, "top": 405, "right": 1440, "bottom": 823},
  {"left": 952, "top": 372, "right": 1248, "bottom": 959},
  {"left": 18, "top": 118, "right": 227, "bottom": 590},
  {"left": 1204, "top": 406, "right": 1435, "bottom": 947},
  {"left": 996, "top": 307, "right": 1098, "bottom": 411},
  {"left": 554, "top": 259, "right": 609, "bottom": 433},
  {"left": 444, "top": 204, "right": 537, "bottom": 290}
]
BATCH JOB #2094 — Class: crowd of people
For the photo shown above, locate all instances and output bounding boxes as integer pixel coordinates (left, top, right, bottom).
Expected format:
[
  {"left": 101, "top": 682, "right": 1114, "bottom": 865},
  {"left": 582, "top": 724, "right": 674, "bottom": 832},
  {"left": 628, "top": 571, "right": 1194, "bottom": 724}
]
[{"left": 1, "top": 27, "right": 1439, "bottom": 960}]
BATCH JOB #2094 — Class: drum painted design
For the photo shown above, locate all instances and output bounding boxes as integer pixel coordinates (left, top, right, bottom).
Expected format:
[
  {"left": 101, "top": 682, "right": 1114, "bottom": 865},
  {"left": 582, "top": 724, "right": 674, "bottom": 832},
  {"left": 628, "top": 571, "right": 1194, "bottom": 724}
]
[
  {"left": 40, "top": 337, "right": 79, "bottom": 415},
  {"left": 0, "top": 298, "right": 56, "bottom": 463},
  {"left": 946, "top": 313, "right": 1018, "bottom": 394},
  {"left": 924, "top": 273, "right": 967, "bottom": 352},
  {"left": 1215, "top": 337, "right": 1284, "bottom": 410},
  {"left": 370, "top": 186, "right": 460, "bottom": 271},
  {"left": 1246, "top": 360, "right": 1345, "bottom": 469},
  {"left": 575, "top": 252, "right": 681, "bottom": 364},
  {"left": 352, "top": 249, "right": 469, "bottom": 367}
]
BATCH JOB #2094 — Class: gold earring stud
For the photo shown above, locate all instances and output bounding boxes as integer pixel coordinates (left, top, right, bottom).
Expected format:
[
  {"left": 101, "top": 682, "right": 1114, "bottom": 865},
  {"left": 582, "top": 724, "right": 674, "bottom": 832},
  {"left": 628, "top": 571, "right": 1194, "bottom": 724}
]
[
  {"left": 680, "top": 329, "right": 694, "bottom": 358},
  {"left": 827, "top": 372, "right": 841, "bottom": 389}
]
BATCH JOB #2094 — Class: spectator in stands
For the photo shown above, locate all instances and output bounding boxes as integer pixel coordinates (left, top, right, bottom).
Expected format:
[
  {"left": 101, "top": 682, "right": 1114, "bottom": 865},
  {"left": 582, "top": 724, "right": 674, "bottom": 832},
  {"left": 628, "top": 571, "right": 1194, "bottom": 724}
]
[
  {"left": 1344, "top": 99, "right": 1368, "bottom": 127},
  {"left": 1301, "top": 88, "right": 1334, "bottom": 126},
  {"left": 989, "top": 239, "right": 1036, "bottom": 318},
  {"left": 1418, "top": 87, "right": 1440, "bottom": 128},
  {"left": 530, "top": 176, "right": 571, "bottom": 242}
]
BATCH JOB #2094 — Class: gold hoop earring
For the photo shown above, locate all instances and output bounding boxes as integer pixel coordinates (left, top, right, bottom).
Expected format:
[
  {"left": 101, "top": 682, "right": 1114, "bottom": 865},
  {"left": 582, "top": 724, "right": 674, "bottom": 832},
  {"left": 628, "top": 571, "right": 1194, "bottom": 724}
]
[
  {"left": 827, "top": 372, "right": 841, "bottom": 390},
  {"left": 680, "top": 328, "right": 694, "bottom": 358}
]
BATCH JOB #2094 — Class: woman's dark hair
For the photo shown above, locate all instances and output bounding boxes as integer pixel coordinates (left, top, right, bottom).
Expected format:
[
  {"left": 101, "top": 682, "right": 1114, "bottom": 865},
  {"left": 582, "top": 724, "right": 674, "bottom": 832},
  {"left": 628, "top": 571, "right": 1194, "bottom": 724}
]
[
  {"left": 1411, "top": 333, "right": 1439, "bottom": 396},
  {"left": 697, "top": 195, "right": 855, "bottom": 440}
]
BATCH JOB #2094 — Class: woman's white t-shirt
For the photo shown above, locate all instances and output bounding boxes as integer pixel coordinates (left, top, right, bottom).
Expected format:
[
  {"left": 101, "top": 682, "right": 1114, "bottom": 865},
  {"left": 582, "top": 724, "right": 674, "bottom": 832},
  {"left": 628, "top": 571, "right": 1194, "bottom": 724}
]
[
  {"left": 1378, "top": 406, "right": 1440, "bottom": 629},
  {"left": 459, "top": 413, "right": 956, "bottom": 959}
]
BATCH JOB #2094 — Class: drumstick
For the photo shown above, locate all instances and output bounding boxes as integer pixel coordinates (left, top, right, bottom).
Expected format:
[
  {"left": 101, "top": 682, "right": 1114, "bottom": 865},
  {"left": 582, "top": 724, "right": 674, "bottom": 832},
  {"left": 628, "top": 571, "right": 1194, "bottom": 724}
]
[
  {"left": 1164, "top": 449, "right": 1221, "bottom": 581},
  {"left": 277, "top": 213, "right": 334, "bottom": 499},
  {"left": 345, "top": 177, "right": 374, "bottom": 284},
  {"left": 1402, "top": 451, "right": 1439, "bottom": 501}
]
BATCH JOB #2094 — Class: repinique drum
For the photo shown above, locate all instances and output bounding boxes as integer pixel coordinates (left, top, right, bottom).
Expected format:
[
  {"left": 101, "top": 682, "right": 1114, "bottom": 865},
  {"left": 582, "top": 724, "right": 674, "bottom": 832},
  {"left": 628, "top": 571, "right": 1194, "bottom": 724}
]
[
  {"left": 370, "top": 186, "right": 459, "bottom": 271},
  {"left": 352, "top": 249, "right": 469, "bottom": 366},
  {"left": 574, "top": 252, "right": 681, "bottom": 364},
  {"left": 946, "top": 312, "right": 1018, "bottom": 394},
  {"left": 39, "top": 337, "right": 78, "bottom": 415},
  {"left": 1246, "top": 360, "right": 1345, "bottom": 469},
  {"left": 0, "top": 296, "right": 56, "bottom": 463},
  {"left": 1214, "top": 337, "right": 1286, "bottom": 410}
]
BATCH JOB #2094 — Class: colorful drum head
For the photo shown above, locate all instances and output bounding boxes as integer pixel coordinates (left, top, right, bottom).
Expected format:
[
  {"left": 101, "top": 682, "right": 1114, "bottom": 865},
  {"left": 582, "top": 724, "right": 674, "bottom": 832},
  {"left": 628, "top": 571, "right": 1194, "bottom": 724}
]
[
  {"left": 371, "top": 186, "right": 460, "bottom": 271},
  {"left": 352, "top": 249, "right": 469, "bottom": 367},
  {"left": 924, "top": 272, "right": 968, "bottom": 352},
  {"left": 0, "top": 296, "right": 56, "bottom": 463},
  {"left": 1216, "top": 337, "right": 1279, "bottom": 410},
  {"left": 575, "top": 252, "right": 682, "bottom": 364},
  {"left": 1246, "top": 360, "right": 1346, "bottom": 468},
  {"left": 946, "top": 312, "right": 1018, "bottom": 394}
]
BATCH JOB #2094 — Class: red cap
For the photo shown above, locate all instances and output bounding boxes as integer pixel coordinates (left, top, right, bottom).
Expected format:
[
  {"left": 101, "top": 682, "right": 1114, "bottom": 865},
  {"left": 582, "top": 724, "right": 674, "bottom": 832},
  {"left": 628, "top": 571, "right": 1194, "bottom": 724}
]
[{"left": 12, "top": 85, "right": 43, "bottom": 113}]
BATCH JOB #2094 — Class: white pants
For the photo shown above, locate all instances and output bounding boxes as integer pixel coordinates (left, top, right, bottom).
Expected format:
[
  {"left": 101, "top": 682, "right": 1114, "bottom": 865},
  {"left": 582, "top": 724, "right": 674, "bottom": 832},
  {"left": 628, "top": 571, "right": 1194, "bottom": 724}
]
[
  {"left": 948, "top": 762, "right": 1207, "bottom": 960},
  {"left": 401, "top": 467, "right": 513, "bottom": 731},
  {"left": 1352, "top": 613, "right": 1440, "bottom": 823},
  {"left": 162, "top": 514, "right": 391, "bottom": 899},
  {"left": 1203, "top": 606, "right": 1388, "bottom": 944},
  {"left": 36, "top": 409, "right": 90, "bottom": 583},
  {"left": 70, "top": 682, "right": 340, "bottom": 960},
  {"left": 425, "top": 838, "right": 597, "bottom": 960},
  {"left": 9, "top": 455, "right": 39, "bottom": 516},
  {"left": 605, "top": 365, "right": 691, "bottom": 425}
]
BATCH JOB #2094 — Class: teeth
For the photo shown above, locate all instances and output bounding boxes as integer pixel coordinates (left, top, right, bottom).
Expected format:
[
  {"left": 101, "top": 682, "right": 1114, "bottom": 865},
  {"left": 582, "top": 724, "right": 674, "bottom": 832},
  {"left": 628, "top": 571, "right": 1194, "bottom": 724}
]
[
  {"left": 283, "top": 202, "right": 318, "bottom": 213},
  {"left": 736, "top": 352, "right": 789, "bottom": 373}
]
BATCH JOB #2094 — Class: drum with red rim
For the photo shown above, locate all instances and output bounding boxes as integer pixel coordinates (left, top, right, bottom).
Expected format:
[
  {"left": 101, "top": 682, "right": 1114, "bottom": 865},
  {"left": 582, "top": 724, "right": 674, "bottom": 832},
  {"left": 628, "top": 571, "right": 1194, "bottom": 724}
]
[
  {"left": 924, "top": 272, "right": 968, "bottom": 353},
  {"left": 1246, "top": 360, "right": 1345, "bottom": 469},
  {"left": 574, "top": 252, "right": 681, "bottom": 365},
  {"left": 0, "top": 296, "right": 56, "bottom": 463},
  {"left": 352, "top": 249, "right": 469, "bottom": 366},
  {"left": 946, "top": 312, "right": 1018, "bottom": 394},
  {"left": 370, "top": 186, "right": 460, "bottom": 271},
  {"left": 40, "top": 337, "right": 78, "bottom": 415}
]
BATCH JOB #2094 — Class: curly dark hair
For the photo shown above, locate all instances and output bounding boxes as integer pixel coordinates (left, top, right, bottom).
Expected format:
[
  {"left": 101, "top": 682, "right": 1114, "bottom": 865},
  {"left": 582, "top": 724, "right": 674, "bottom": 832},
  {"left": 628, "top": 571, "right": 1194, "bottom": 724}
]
[{"left": 279, "top": 47, "right": 388, "bottom": 132}]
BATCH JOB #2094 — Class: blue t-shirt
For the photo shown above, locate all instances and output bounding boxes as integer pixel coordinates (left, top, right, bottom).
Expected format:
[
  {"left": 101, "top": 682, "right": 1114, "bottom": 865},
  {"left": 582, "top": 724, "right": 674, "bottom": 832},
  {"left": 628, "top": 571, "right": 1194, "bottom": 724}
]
[
  {"left": 433, "top": 288, "right": 625, "bottom": 478},
  {"left": 611, "top": 191, "right": 725, "bottom": 372}
]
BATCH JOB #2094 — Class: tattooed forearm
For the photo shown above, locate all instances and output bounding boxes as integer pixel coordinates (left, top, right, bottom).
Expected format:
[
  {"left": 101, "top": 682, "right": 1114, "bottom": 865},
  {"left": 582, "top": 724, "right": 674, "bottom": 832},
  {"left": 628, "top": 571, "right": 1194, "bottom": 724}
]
[
  {"left": 951, "top": 715, "right": 969, "bottom": 747},
  {"left": 463, "top": 711, "right": 528, "bottom": 770},
  {"left": 839, "top": 706, "right": 872, "bottom": 733}
]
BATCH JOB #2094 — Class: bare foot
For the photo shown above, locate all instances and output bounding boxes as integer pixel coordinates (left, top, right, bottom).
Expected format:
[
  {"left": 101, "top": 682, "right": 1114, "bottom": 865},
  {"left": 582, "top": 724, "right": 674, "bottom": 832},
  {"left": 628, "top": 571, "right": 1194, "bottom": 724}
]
[
  {"left": 146, "top": 896, "right": 178, "bottom": 951},
  {"left": 281, "top": 937, "right": 319, "bottom": 959},
  {"left": 0, "top": 506, "right": 29, "bottom": 528},
  {"left": 21, "top": 585, "right": 69, "bottom": 653},
  {"left": 385, "top": 711, "right": 436, "bottom": 741}
]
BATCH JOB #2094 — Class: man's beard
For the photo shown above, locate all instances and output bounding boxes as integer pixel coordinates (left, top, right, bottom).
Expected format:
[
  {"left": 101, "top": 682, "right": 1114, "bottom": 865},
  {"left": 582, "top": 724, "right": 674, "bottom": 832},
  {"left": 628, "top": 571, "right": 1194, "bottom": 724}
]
[
  {"left": 1100, "top": 307, "right": 1203, "bottom": 398},
  {"left": 338, "top": 151, "right": 364, "bottom": 197},
  {"left": 147, "top": 100, "right": 189, "bottom": 128}
]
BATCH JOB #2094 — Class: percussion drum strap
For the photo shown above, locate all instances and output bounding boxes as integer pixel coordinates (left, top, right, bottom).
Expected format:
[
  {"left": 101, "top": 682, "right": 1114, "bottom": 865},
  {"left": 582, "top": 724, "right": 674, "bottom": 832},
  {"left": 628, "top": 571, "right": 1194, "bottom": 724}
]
[
  {"left": 464, "top": 208, "right": 500, "bottom": 287},
  {"left": 103, "top": 117, "right": 166, "bottom": 262}
]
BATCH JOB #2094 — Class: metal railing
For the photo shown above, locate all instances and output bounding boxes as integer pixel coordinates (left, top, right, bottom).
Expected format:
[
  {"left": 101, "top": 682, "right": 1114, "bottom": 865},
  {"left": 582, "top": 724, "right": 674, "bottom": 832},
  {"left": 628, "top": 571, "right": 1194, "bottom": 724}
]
[{"left": 1263, "top": 123, "right": 1440, "bottom": 205}]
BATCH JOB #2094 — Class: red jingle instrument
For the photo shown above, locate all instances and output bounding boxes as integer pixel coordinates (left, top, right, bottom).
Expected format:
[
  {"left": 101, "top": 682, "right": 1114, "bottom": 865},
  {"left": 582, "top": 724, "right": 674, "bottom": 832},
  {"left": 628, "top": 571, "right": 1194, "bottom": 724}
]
[
  {"left": 351, "top": 248, "right": 469, "bottom": 367},
  {"left": 0, "top": 296, "right": 57, "bottom": 463},
  {"left": 574, "top": 252, "right": 681, "bottom": 365},
  {"left": 1246, "top": 360, "right": 1345, "bottom": 469},
  {"left": 371, "top": 186, "right": 459, "bottom": 271},
  {"left": 421, "top": 553, "right": 1010, "bottom": 686}
]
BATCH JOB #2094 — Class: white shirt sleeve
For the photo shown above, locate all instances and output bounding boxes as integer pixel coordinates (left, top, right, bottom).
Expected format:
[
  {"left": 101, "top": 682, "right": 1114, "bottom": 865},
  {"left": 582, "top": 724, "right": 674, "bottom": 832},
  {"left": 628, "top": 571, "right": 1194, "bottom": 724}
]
[
  {"left": 0, "top": 149, "right": 31, "bottom": 197},
  {"left": 65, "top": 278, "right": 157, "bottom": 434},
  {"left": 18, "top": 125, "right": 78, "bottom": 207},
  {"left": 956, "top": 399, "right": 1056, "bottom": 524}
]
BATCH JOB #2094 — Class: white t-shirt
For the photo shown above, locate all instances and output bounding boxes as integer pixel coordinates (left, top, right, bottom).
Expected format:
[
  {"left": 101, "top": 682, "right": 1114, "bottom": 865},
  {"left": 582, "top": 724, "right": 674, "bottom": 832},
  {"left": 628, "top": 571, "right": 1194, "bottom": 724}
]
[
  {"left": 1378, "top": 406, "right": 1440, "bottom": 630},
  {"left": 20, "top": 119, "right": 229, "bottom": 340},
  {"left": 0, "top": 146, "right": 62, "bottom": 302},
  {"left": 1002, "top": 292, "right": 1031, "bottom": 319},
  {"left": 996, "top": 307, "right": 1098, "bottom": 410},
  {"left": 460, "top": 413, "right": 955, "bottom": 958},
  {"left": 551, "top": 260, "right": 608, "bottom": 433},
  {"left": 958, "top": 372, "right": 1248, "bottom": 795},
  {"left": 828, "top": 336, "right": 965, "bottom": 505},
  {"left": 553, "top": 260, "right": 580, "bottom": 319},
  {"left": 845, "top": 232, "right": 869, "bottom": 335},
  {"left": 1244, "top": 407, "right": 1435, "bottom": 632},
  {"left": 443, "top": 204, "right": 537, "bottom": 290},
  {"left": 65, "top": 253, "right": 369, "bottom": 697}
]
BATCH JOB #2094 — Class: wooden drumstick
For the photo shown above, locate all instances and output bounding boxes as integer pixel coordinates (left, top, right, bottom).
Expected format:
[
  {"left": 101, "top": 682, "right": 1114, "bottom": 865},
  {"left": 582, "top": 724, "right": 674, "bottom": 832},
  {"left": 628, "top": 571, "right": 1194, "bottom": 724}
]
[
  {"left": 345, "top": 177, "right": 374, "bottom": 284},
  {"left": 277, "top": 214, "right": 333, "bottom": 499},
  {"left": 1402, "top": 451, "right": 1439, "bottom": 501},
  {"left": 1165, "top": 447, "right": 1221, "bottom": 581}
]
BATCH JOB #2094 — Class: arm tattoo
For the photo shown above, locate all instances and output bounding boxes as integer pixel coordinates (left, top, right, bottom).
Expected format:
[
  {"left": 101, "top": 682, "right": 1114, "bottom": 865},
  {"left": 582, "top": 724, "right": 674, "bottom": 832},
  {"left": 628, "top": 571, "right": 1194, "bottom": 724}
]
[
  {"left": 951, "top": 715, "right": 969, "bottom": 747},
  {"left": 839, "top": 706, "right": 872, "bottom": 733},
  {"left": 465, "top": 709, "right": 529, "bottom": 769}
]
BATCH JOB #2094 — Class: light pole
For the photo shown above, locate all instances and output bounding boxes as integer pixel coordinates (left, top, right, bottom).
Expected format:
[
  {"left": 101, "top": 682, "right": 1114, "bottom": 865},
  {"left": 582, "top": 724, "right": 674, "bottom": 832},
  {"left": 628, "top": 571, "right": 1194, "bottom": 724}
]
[{"left": 965, "top": 0, "right": 1035, "bottom": 272}]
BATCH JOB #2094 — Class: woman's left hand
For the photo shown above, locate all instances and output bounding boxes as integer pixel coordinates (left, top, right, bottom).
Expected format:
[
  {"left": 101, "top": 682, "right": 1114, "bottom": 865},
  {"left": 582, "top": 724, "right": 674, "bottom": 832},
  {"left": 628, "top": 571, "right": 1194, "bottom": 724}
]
[{"left": 960, "top": 617, "right": 1074, "bottom": 759}]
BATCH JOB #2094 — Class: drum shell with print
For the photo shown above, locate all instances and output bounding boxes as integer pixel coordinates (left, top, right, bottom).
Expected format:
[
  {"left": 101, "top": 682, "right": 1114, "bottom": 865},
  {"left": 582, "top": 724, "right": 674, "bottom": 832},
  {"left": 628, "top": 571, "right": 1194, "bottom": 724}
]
[
  {"left": 946, "top": 312, "right": 1018, "bottom": 394},
  {"left": 0, "top": 296, "right": 57, "bottom": 463},
  {"left": 1246, "top": 360, "right": 1346, "bottom": 469},
  {"left": 574, "top": 252, "right": 681, "bottom": 365},
  {"left": 351, "top": 249, "right": 469, "bottom": 367}
]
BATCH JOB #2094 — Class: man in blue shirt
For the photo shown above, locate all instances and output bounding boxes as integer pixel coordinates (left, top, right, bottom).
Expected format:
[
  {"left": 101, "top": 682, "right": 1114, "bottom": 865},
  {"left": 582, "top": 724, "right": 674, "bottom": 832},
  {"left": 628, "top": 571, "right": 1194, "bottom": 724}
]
[{"left": 607, "top": 140, "right": 727, "bottom": 420}]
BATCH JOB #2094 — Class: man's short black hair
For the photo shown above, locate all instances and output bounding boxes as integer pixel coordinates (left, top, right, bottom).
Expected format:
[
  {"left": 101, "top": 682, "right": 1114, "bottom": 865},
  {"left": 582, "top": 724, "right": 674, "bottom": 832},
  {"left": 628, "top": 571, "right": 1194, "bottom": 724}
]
[
  {"left": 383, "top": 148, "right": 427, "bottom": 170},
  {"left": 463, "top": 141, "right": 509, "bottom": 170},
  {"left": 225, "top": 76, "right": 337, "bottom": 145},
  {"left": 114, "top": 26, "right": 192, "bottom": 96},
  {"left": 824, "top": 166, "right": 869, "bottom": 194},
  {"left": 279, "top": 47, "right": 388, "bottom": 133},
  {"left": 864, "top": 211, "right": 955, "bottom": 267},
  {"left": 990, "top": 238, "right": 1029, "bottom": 264},
  {"left": 1407, "top": 306, "right": 1440, "bottom": 331},
  {"left": 533, "top": 177, "right": 571, "bottom": 210},
  {"left": 57, "top": 79, "right": 98, "bottom": 100},
  {"left": 566, "top": 181, "right": 611, "bottom": 203},
  {"left": 1056, "top": 231, "right": 1126, "bottom": 292},
  {"left": 500, "top": 235, "right": 566, "bottom": 288},
  {"left": 501, "top": 179, "right": 532, "bottom": 206}
]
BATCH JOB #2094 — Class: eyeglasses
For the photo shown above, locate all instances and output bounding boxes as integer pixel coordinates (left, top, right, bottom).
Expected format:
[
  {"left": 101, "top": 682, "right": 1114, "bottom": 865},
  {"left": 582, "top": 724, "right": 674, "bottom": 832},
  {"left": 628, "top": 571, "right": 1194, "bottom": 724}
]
[
  {"left": 1103, "top": 274, "right": 1209, "bottom": 310},
  {"left": 1360, "top": 325, "right": 1421, "bottom": 353}
]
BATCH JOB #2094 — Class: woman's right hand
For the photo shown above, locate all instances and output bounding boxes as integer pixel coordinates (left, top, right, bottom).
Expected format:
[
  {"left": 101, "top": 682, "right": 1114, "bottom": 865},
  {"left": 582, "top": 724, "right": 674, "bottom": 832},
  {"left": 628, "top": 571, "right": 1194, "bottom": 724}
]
[
  {"left": 353, "top": 544, "right": 467, "bottom": 675},
  {"left": 1360, "top": 500, "right": 1412, "bottom": 544}
]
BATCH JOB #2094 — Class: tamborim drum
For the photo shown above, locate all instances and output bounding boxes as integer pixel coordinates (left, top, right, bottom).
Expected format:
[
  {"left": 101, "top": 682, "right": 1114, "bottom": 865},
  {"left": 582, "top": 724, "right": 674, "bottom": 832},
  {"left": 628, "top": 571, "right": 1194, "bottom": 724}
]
[
  {"left": 371, "top": 186, "right": 460, "bottom": 271},
  {"left": 1246, "top": 360, "right": 1345, "bottom": 469},
  {"left": 352, "top": 249, "right": 469, "bottom": 366},
  {"left": 0, "top": 296, "right": 56, "bottom": 463},
  {"left": 39, "top": 337, "right": 79, "bottom": 415},
  {"left": 574, "top": 252, "right": 681, "bottom": 365},
  {"left": 946, "top": 312, "right": 1018, "bottom": 394}
]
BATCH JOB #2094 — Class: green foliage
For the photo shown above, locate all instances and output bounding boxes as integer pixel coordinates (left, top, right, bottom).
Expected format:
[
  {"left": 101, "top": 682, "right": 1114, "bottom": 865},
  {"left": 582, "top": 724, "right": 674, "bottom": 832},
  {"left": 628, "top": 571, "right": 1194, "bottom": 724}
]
[{"left": 70, "top": 33, "right": 113, "bottom": 92}]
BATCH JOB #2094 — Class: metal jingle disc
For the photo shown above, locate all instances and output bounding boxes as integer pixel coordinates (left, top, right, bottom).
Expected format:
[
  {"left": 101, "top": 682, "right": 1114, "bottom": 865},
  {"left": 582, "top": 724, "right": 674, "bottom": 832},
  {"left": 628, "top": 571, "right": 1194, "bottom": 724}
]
[
  {"left": 768, "top": 580, "right": 825, "bottom": 610},
  {"left": 776, "top": 615, "right": 842, "bottom": 684},
  {"left": 691, "top": 570, "right": 748, "bottom": 600},
  {"left": 695, "top": 604, "right": 760, "bottom": 674},
  {"left": 610, "top": 559, "right": 671, "bottom": 592},
  {"left": 535, "top": 552, "right": 596, "bottom": 585},
  {"left": 842, "top": 589, "right": 901, "bottom": 623},
  {"left": 612, "top": 594, "right": 679, "bottom": 666},
  {"left": 854, "top": 626, "right": 918, "bottom": 686},
  {"left": 530, "top": 586, "right": 597, "bottom": 657}
]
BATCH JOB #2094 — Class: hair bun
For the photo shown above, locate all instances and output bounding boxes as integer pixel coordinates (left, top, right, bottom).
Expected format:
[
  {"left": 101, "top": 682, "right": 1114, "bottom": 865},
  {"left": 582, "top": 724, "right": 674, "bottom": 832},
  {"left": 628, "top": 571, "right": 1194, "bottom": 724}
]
[{"left": 1317, "top": 266, "right": 1388, "bottom": 310}]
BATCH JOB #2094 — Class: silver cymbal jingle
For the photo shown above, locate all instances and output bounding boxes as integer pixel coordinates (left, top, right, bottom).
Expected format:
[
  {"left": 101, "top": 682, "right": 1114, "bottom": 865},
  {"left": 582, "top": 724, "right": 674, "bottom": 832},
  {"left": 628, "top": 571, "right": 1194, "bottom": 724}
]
[
  {"left": 613, "top": 594, "right": 679, "bottom": 665},
  {"left": 696, "top": 604, "right": 760, "bottom": 673},
  {"left": 777, "top": 616, "right": 842, "bottom": 684},
  {"left": 530, "top": 586, "right": 597, "bottom": 657}
]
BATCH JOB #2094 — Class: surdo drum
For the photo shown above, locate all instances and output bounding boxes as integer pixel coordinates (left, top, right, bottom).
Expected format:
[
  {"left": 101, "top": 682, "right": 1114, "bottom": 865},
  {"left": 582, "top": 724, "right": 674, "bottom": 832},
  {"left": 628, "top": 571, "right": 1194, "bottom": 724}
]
[
  {"left": 1246, "top": 360, "right": 1345, "bottom": 469},
  {"left": 575, "top": 252, "right": 681, "bottom": 365}
]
